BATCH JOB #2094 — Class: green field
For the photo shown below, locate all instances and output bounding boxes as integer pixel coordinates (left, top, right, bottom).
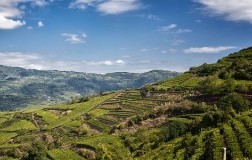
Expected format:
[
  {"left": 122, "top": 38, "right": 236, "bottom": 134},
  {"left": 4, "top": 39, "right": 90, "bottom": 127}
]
[
  {"left": 47, "top": 149, "right": 83, "bottom": 160},
  {"left": 0, "top": 132, "right": 18, "bottom": 145},
  {"left": 1, "top": 120, "right": 37, "bottom": 131}
]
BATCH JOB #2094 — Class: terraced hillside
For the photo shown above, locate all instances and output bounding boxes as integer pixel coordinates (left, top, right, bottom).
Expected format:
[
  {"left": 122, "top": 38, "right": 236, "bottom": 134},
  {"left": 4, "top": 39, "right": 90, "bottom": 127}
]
[{"left": 0, "top": 47, "right": 251, "bottom": 159}]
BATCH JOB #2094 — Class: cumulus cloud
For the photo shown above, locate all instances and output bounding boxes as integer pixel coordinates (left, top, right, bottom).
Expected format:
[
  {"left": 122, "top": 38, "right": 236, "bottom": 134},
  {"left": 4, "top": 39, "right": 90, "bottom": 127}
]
[
  {"left": 69, "top": 0, "right": 141, "bottom": 14},
  {"left": 184, "top": 46, "right": 236, "bottom": 54},
  {"left": 0, "top": 16, "right": 26, "bottom": 29},
  {"left": 38, "top": 21, "right": 44, "bottom": 27},
  {"left": 116, "top": 59, "right": 126, "bottom": 64},
  {"left": 193, "top": 0, "right": 252, "bottom": 23},
  {"left": 158, "top": 24, "right": 192, "bottom": 34},
  {"left": 97, "top": 0, "right": 141, "bottom": 14},
  {"left": 62, "top": 33, "right": 87, "bottom": 44},
  {"left": 0, "top": 0, "right": 52, "bottom": 30}
]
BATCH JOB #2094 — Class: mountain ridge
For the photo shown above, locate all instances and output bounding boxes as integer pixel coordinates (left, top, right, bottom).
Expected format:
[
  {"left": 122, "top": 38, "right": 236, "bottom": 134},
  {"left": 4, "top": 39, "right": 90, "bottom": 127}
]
[{"left": 0, "top": 65, "right": 179, "bottom": 110}]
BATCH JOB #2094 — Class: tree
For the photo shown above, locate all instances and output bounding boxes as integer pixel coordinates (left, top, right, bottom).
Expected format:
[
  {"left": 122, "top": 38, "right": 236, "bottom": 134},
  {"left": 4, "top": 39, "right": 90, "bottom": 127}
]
[
  {"left": 140, "top": 85, "right": 151, "bottom": 98},
  {"left": 220, "top": 78, "right": 236, "bottom": 94},
  {"left": 198, "top": 76, "right": 221, "bottom": 95},
  {"left": 218, "top": 93, "right": 250, "bottom": 113},
  {"left": 23, "top": 141, "right": 47, "bottom": 160}
]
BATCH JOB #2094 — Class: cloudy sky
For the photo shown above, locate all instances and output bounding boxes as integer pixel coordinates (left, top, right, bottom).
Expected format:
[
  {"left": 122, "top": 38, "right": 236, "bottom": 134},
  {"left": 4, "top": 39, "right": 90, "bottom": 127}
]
[{"left": 0, "top": 0, "right": 252, "bottom": 73}]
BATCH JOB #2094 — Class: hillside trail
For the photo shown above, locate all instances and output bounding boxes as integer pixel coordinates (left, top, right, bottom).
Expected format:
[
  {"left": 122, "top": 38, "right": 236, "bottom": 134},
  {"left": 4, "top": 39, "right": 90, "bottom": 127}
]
[{"left": 31, "top": 113, "right": 40, "bottom": 130}]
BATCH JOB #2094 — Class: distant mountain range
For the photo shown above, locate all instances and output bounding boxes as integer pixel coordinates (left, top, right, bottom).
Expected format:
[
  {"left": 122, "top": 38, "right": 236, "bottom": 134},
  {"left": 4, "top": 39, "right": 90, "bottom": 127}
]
[{"left": 0, "top": 65, "right": 179, "bottom": 110}]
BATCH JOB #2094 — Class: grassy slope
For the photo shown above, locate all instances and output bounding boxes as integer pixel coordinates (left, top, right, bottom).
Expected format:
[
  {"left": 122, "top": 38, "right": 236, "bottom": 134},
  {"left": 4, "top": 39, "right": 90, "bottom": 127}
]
[{"left": 0, "top": 48, "right": 251, "bottom": 159}]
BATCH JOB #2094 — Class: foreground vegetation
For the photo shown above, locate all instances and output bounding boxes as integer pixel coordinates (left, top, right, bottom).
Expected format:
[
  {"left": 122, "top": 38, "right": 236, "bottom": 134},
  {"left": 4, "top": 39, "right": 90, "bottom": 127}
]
[{"left": 0, "top": 47, "right": 251, "bottom": 159}]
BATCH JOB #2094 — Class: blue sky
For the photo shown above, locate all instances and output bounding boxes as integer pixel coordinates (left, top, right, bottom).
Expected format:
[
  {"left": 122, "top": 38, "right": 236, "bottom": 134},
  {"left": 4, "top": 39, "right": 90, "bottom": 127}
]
[{"left": 0, "top": 0, "right": 252, "bottom": 73}]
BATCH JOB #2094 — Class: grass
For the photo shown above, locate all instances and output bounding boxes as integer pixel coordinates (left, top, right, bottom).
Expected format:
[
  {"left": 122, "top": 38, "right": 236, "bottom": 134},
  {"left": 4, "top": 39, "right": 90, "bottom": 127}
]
[
  {"left": 138, "top": 137, "right": 184, "bottom": 160},
  {"left": 168, "top": 117, "right": 193, "bottom": 124},
  {"left": 47, "top": 149, "right": 83, "bottom": 160},
  {"left": 88, "top": 108, "right": 110, "bottom": 117},
  {"left": 0, "top": 132, "right": 18, "bottom": 145},
  {"left": 86, "top": 119, "right": 111, "bottom": 132},
  {"left": 0, "top": 118, "right": 7, "bottom": 124},
  {"left": 33, "top": 110, "right": 59, "bottom": 124},
  {"left": 1, "top": 120, "right": 37, "bottom": 131},
  {"left": 0, "top": 143, "right": 22, "bottom": 149},
  {"left": 73, "top": 134, "right": 123, "bottom": 150},
  {"left": 44, "top": 93, "right": 115, "bottom": 130},
  {"left": 154, "top": 73, "right": 196, "bottom": 89}
]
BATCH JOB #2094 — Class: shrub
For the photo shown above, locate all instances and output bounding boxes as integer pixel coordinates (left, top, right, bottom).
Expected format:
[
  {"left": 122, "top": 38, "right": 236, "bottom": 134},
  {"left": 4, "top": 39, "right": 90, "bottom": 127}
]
[
  {"left": 198, "top": 76, "right": 221, "bottom": 95},
  {"left": 158, "top": 120, "right": 188, "bottom": 142},
  {"left": 23, "top": 141, "right": 47, "bottom": 160},
  {"left": 218, "top": 93, "right": 250, "bottom": 113},
  {"left": 220, "top": 78, "right": 236, "bottom": 94}
]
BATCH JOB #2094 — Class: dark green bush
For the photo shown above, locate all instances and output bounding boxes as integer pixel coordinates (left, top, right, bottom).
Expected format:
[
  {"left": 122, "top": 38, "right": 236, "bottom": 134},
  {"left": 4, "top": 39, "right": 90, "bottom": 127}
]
[{"left": 218, "top": 93, "right": 250, "bottom": 113}]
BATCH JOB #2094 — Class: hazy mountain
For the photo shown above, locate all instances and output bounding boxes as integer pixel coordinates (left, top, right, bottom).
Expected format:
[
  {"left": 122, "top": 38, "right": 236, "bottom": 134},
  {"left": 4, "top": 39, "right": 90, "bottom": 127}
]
[{"left": 0, "top": 65, "right": 179, "bottom": 110}]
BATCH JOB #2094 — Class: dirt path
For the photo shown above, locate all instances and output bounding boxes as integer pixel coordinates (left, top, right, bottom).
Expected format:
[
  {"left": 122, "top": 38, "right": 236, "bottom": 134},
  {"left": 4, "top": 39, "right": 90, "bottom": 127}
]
[{"left": 31, "top": 113, "right": 40, "bottom": 129}]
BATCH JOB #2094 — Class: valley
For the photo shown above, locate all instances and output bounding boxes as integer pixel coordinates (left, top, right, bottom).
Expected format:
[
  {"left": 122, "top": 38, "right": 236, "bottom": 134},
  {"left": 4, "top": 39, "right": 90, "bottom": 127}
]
[
  {"left": 0, "top": 67, "right": 178, "bottom": 111},
  {"left": 0, "top": 47, "right": 251, "bottom": 159}
]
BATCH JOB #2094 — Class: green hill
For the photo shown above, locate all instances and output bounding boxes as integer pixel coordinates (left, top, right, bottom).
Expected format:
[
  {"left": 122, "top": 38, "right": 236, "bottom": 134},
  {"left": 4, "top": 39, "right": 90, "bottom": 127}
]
[
  {"left": 154, "top": 47, "right": 252, "bottom": 91},
  {"left": 0, "top": 48, "right": 251, "bottom": 160},
  {"left": 0, "top": 66, "right": 178, "bottom": 111}
]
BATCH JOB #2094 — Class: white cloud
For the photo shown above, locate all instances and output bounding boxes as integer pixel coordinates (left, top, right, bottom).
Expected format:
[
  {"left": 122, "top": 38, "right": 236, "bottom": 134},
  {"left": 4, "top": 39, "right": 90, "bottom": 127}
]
[
  {"left": 97, "top": 0, "right": 141, "bottom": 14},
  {"left": 138, "top": 14, "right": 160, "bottom": 21},
  {"left": 0, "top": 52, "right": 188, "bottom": 73},
  {"left": 116, "top": 59, "right": 126, "bottom": 64},
  {"left": 146, "top": 14, "right": 159, "bottom": 20},
  {"left": 0, "top": 52, "right": 127, "bottom": 72},
  {"left": 158, "top": 24, "right": 192, "bottom": 34},
  {"left": 38, "top": 21, "right": 44, "bottom": 27},
  {"left": 27, "top": 26, "right": 33, "bottom": 30},
  {"left": 175, "top": 28, "right": 192, "bottom": 33},
  {"left": 195, "top": 19, "right": 202, "bottom": 23},
  {"left": 0, "top": 52, "right": 44, "bottom": 70},
  {"left": 32, "top": 0, "right": 51, "bottom": 6},
  {"left": 158, "top": 24, "right": 177, "bottom": 32},
  {"left": 168, "top": 39, "right": 185, "bottom": 46},
  {"left": 0, "top": 16, "right": 26, "bottom": 30},
  {"left": 62, "top": 33, "right": 87, "bottom": 44},
  {"left": 184, "top": 46, "right": 236, "bottom": 54},
  {"left": 87, "top": 59, "right": 126, "bottom": 66},
  {"left": 140, "top": 48, "right": 149, "bottom": 52},
  {"left": 161, "top": 49, "right": 177, "bottom": 54},
  {"left": 69, "top": 0, "right": 99, "bottom": 10},
  {"left": 0, "top": 0, "right": 52, "bottom": 30},
  {"left": 70, "top": 0, "right": 141, "bottom": 14},
  {"left": 194, "top": 0, "right": 252, "bottom": 23}
]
